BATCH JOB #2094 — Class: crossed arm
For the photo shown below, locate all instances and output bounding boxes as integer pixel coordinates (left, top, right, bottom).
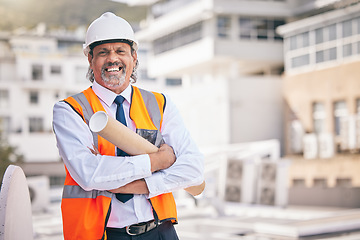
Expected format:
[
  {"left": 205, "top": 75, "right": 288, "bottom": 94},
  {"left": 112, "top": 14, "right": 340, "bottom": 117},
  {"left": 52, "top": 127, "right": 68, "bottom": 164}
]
[
  {"left": 89, "top": 143, "right": 205, "bottom": 196},
  {"left": 107, "top": 144, "right": 176, "bottom": 194}
]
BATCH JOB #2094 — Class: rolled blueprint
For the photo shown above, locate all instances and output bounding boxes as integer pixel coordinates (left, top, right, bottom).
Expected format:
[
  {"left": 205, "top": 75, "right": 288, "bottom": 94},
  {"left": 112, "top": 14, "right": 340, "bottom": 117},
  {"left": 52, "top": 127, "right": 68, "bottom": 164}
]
[
  {"left": 89, "top": 111, "right": 205, "bottom": 196},
  {"left": 89, "top": 111, "right": 158, "bottom": 155}
]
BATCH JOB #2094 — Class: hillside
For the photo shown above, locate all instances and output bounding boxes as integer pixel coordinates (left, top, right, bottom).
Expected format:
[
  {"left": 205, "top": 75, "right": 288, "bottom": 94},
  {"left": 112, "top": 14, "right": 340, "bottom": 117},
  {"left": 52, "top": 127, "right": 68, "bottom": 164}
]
[{"left": 0, "top": 0, "right": 147, "bottom": 30}]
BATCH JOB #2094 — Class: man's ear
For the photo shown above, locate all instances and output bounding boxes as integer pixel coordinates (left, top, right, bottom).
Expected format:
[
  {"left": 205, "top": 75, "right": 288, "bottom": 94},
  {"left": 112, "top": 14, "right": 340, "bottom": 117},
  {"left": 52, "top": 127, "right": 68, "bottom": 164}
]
[
  {"left": 132, "top": 50, "right": 137, "bottom": 65},
  {"left": 88, "top": 54, "right": 93, "bottom": 68}
]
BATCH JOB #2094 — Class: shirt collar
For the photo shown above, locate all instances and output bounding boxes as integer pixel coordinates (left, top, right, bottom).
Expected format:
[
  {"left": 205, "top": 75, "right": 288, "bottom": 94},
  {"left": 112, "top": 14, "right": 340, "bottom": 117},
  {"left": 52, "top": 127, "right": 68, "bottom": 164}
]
[{"left": 92, "top": 80, "right": 132, "bottom": 107}]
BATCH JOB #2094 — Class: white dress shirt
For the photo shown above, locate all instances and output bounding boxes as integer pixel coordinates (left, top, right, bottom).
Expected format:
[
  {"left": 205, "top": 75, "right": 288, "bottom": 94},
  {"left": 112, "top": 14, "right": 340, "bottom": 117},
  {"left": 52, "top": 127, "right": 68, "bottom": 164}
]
[{"left": 52, "top": 81, "right": 204, "bottom": 228}]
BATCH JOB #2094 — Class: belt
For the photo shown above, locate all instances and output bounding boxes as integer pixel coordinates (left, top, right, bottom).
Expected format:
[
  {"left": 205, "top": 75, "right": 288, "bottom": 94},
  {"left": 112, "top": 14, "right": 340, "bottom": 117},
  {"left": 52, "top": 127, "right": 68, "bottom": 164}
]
[{"left": 107, "top": 220, "right": 159, "bottom": 236}]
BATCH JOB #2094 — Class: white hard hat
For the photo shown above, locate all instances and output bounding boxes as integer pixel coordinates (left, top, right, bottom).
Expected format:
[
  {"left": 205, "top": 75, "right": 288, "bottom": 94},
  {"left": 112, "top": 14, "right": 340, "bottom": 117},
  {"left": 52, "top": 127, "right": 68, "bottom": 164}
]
[{"left": 83, "top": 12, "right": 138, "bottom": 56}]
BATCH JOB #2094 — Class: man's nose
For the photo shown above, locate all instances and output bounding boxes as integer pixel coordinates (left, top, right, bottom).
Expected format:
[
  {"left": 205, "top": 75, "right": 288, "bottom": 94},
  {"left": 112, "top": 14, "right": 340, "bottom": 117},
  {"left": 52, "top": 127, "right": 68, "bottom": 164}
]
[{"left": 106, "top": 50, "right": 118, "bottom": 62}]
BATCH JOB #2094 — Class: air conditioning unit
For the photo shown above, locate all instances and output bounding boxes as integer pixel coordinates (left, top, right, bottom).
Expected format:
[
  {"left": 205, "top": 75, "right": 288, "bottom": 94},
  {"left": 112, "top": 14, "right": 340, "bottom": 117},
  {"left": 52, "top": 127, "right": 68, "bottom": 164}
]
[
  {"left": 223, "top": 157, "right": 258, "bottom": 204},
  {"left": 348, "top": 115, "right": 356, "bottom": 151},
  {"left": 224, "top": 159, "right": 243, "bottom": 202},
  {"left": 356, "top": 115, "right": 360, "bottom": 150},
  {"left": 256, "top": 160, "right": 289, "bottom": 207},
  {"left": 256, "top": 161, "right": 277, "bottom": 205},
  {"left": 318, "top": 133, "right": 334, "bottom": 159},
  {"left": 340, "top": 117, "right": 349, "bottom": 151},
  {"left": 340, "top": 116, "right": 356, "bottom": 151},
  {"left": 303, "top": 134, "right": 317, "bottom": 159},
  {"left": 27, "top": 175, "right": 50, "bottom": 212},
  {"left": 290, "top": 120, "right": 304, "bottom": 154}
]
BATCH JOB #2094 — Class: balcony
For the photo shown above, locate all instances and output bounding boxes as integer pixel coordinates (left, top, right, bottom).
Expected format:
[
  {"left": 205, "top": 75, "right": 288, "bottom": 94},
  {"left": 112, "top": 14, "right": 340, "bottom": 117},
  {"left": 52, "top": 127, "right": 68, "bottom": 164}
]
[{"left": 151, "top": 0, "right": 196, "bottom": 18}]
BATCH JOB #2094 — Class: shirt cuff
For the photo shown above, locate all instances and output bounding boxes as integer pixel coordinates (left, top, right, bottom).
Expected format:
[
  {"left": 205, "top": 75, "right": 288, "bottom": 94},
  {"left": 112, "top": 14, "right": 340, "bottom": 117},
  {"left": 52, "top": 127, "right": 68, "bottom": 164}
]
[
  {"left": 144, "top": 171, "right": 167, "bottom": 198},
  {"left": 133, "top": 154, "right": 152, "bottom": 177}
]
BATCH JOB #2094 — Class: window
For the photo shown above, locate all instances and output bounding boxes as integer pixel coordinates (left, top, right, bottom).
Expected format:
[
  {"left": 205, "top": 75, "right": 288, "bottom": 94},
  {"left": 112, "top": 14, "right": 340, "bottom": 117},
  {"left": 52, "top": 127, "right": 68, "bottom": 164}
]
[
  {"left": 328, "top": 24, "right": 337, "bottom": 41},
  {"left": 166, "top": 78, "right": 182, "bottom": 86},
  {"left": 32, "top": 64, "right": 43, "bottom": 80},
  {"left": 29, "top": 117, "right": 44, "bottom": 133},
  {"left": 291, "top": 54, "right": 309, "bottom": 68},
  {"left": 256, "top": 19, "right": 269, "bottom": 39},
  {"left": 313, "top": 178, "right": 327, "bottom": 188},
  {"left": 315, "top": 47, "right": 337, "bottom": 63},
  {"left": 315, "top": 25, "right": 336, "bottom": 45},
  {"left": 316, "top": 50, "right": 324, "bottom": 63},
  {"left": 49, "top": 176, "right": 66, "bottom": 187},
  {"left": 289, "top": 35, "right": 297, "bottom": 50},
  {"left": 239, "top": 18, "right": 252, "bottom": 39},
  {"left": 154, "top": 22, "right": 203, "bottom": 54},
  {"left": 342, "top": 20, "right": 352, "bottom": 38},
  {"left": 334, "top": 101, "right": 348, "bottom": 136},
  {"left": 0, "top": 89, "right": 9, "bottom": 108},
  {"left": 217, "top": 16, "right": 231, "bottom": 38},
  {"left": 301, "top": 32, "right": 310, "bottom": 47},
  {"left": 51, "top": 65, "right": 62, "bottom": 75},
  {"left": 29, "top": 91, "right": 39, "bottom": 104},
  {"left": 138, "top": 69, "right": 154, "bottom": 81},
  {"left": 313, "top": 102, "right": 326, "bottom": 134},
  {"left": 315, "top": 28, "right": 324, "bottom": 44},
  {"left": 0, "top": 116, "right": 11, "bottom": 134},
  {"left": 336, "top": 178, "right": 352, "bottom": 187},
  {"left": 292, "top": 178, "right": 305, "bottom": 187},
  {"left": 288, "top": 32, "right": 309, "bottom": 50},
  {"left": 239, "top": 17, "right": 284, "bottom": 41},
  {"left": 329, "top": 47, "right": 337, "bottom": 60},
  {"left": 343, "top": 43, "right": 352, "bottom": 57}
]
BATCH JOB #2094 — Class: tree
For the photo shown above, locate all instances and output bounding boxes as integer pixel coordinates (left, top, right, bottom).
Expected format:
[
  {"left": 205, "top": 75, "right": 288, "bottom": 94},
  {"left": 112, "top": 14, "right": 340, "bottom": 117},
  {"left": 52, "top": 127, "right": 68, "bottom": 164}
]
[{"left": 0, "top": 130, "right": 24, "bottom": 184}]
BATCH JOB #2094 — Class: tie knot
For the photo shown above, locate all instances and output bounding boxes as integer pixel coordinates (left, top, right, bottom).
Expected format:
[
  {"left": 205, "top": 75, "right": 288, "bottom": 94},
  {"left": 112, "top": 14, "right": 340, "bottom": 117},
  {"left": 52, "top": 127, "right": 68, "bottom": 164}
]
[{"left": 114, "top": 95, "right": 125, "bottom": 105}]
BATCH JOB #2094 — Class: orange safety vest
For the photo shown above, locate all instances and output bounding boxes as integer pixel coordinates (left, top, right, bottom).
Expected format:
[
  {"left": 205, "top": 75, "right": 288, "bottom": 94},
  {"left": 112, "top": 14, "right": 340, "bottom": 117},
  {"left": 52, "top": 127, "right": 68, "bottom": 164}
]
[{"left": 60, "top": 86, "right": 177, "bottom": 240}]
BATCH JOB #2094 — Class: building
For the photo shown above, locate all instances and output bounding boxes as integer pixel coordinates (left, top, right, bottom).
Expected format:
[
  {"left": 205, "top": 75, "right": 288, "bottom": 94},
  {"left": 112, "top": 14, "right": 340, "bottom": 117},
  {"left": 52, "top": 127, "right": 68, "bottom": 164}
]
[
  {"left": 277, "top": 1, "right": 360, "bottom": 207},
  {"left": 133, "top": 0, "right": 287, "bottom": 150},
  {"left": 0, "top": 26, "right": 89, "bottom": 186}
]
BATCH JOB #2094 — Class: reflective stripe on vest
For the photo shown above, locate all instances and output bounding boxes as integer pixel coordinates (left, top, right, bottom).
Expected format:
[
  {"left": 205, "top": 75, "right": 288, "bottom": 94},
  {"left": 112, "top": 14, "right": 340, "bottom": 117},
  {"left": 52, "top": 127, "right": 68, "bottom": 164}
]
[{"left": 62, "top": 185, "right": 112, "bottom": 199}]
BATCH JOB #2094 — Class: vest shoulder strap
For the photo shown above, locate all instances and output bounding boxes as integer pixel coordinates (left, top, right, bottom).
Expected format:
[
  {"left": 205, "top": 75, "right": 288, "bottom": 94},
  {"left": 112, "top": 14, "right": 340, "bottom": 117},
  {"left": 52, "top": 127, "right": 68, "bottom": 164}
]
[
  {"left": 131, "top": 86, "right": 166, "bottom": 147},
  {"left": 63, "top": 87, "right": 103, "bottom": 147}
]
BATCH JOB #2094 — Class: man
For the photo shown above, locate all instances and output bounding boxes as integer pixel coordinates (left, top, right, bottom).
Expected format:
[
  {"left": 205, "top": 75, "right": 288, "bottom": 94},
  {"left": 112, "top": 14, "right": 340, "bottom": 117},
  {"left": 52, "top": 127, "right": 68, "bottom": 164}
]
[{"left": 52, "top": 12, "right": 204, "bottom": 240}]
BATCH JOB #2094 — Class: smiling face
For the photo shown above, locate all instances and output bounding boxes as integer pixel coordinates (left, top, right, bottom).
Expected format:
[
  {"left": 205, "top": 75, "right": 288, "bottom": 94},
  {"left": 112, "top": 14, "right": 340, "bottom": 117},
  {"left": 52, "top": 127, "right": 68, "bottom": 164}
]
[{"left": 88, "top": 42, "right": 137, "bottom": 94}]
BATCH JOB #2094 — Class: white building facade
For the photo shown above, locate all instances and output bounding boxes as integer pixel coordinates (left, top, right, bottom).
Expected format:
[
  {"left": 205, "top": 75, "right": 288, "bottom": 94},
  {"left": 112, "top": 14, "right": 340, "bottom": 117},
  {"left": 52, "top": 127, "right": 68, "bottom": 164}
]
[
  {"left": 0, "top": 29, "right": 89, "bottom": 183},
  {"left": 134, "top": 0, "right": 291, "bottom": 150}
]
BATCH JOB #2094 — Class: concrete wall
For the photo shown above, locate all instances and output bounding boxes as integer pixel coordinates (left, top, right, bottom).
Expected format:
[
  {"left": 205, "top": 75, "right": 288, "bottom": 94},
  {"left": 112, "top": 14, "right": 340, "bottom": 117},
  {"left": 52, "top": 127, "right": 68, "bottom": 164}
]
[
  {"left": 229, "top": 76, "right": 284, "bottom": 146},
  {"left": 288, "top": 155, "right": 360, "bottom": 187},
  {"left": 289, "top": 186, "right": 360, "bottom": 208}
]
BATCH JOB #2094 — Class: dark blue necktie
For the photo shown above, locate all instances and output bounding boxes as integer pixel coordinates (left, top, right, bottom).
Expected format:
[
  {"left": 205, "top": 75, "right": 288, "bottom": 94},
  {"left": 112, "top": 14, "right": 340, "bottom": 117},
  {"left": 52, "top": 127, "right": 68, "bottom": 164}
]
[{"left": 114, "top": 95, "right": 133, "bottom": 203}]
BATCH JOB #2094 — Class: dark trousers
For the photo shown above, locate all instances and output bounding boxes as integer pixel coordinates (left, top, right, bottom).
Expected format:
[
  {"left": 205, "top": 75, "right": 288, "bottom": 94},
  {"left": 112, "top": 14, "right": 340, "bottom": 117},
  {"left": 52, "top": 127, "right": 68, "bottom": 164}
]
[{"left": 106, "top": 221, "right": 179, "bottom": 240}]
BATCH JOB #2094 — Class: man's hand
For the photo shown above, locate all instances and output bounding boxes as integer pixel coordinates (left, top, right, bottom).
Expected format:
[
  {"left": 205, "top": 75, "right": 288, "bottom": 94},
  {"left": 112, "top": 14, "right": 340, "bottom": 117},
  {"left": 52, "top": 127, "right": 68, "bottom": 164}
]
[
  {"left": 149, "top": 144, "right": 176, "bottom": 172},
  {"left": 88, "top": 144, "right": 100, "bottom": 155}
]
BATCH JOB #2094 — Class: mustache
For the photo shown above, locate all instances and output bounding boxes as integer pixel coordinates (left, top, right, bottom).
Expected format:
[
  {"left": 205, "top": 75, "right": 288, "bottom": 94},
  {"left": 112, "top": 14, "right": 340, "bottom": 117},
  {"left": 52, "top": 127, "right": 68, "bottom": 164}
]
[{"left": 102, "top": 61, "right": 125, "bottom": 70}]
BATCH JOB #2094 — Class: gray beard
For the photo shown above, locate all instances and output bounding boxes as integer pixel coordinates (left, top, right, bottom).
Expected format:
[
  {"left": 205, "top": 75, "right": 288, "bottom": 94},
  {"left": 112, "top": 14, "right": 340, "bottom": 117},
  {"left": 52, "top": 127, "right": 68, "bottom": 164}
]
[{"left": 101, "top": 66, "right": 126, "bottom": 88}]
